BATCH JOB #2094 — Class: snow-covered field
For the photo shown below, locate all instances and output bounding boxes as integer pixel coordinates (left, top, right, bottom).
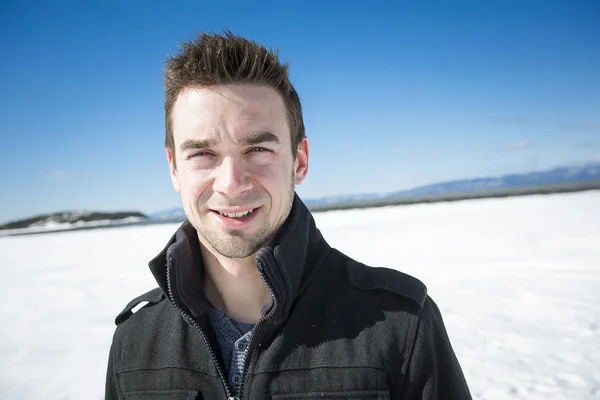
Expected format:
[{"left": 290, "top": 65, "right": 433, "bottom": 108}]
[{"left": 0, "top": 191, "right": 599, "bottom": 399}]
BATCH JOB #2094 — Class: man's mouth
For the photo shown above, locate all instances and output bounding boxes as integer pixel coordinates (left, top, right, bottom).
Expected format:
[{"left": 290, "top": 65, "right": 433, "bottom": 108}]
[
  {"left": 209, "top": 207, "right": 258, "bottom": 220},
  {"left": 216, "top": 208, "right": 255, "bottom": 219}
]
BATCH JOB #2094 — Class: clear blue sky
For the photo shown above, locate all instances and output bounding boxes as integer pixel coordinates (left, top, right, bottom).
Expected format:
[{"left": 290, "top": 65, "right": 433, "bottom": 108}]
[{"left": 1, "top": 1, "right": 599, "bottom": 224}]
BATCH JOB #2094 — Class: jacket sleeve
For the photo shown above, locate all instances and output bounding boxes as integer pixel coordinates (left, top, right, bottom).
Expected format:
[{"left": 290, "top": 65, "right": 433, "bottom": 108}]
[
  {"left": 105, "top": 339, "right": 123, "bottom": 400},
  {"left": 401, "top": 296, "right": 472, "bottom": 399}
]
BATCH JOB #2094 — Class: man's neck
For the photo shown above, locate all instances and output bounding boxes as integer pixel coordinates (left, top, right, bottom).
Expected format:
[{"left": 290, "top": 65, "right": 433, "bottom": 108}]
[{"left": 200, "top": 239, "right": 270, "bottom": 324}]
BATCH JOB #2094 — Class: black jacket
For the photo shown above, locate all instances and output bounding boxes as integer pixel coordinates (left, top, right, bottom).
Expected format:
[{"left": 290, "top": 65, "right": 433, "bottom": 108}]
[{"left": 106, "top": 195, "right": 472, "bottom": 399}]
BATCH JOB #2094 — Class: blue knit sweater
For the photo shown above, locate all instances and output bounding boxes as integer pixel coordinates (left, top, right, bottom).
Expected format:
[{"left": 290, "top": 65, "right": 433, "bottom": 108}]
[{"left": 206, "top": 308, "right": 255, "bottom": 396}]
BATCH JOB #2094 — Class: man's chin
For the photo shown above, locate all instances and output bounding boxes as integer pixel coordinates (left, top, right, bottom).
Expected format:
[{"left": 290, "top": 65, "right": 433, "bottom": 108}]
[{"left": 206, "top": 236, "right": 264, "bottom": 259}]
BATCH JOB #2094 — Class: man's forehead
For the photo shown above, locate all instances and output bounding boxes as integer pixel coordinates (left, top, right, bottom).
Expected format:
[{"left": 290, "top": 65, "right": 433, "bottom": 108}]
[
  {"left": 176, "top": 84, "right": 286, "bottom": 113},
  {"left": 171, "top": 85, "right": 291, "bottom": 145}
]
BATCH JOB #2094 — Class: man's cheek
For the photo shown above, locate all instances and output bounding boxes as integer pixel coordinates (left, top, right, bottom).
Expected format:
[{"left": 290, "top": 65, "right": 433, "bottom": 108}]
[
  {"left": 253, "top": 165, "right": 284, "bottom": 183},
  {"left": 180, "top": 174, "right": 205, "bottom": 195}
]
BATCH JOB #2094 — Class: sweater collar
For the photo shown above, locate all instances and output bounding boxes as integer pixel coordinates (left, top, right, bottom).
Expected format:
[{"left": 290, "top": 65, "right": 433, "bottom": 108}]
[{"left": 148, "top": 193, "right": 331, "bottom": 325}]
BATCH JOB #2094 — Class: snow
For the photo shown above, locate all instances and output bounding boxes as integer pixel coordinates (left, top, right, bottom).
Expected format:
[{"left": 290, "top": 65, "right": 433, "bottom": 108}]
[{"left": 0, "top": 191, "right": 599, "bottom": 399}]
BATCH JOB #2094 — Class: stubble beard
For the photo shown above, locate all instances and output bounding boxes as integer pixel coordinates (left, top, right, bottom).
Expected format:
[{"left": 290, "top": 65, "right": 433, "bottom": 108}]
[{"left": 196, "top": 172, "right": 296, "bottom": 259}]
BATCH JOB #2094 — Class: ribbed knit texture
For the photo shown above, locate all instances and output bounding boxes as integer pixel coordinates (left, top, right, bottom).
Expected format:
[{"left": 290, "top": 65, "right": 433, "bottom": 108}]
[{"left": 206, "top": 307, "right": 254, "bottom": 396}]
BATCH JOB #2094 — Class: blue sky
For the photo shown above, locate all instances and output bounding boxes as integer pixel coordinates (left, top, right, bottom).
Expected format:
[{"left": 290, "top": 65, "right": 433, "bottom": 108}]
[{"left": 1, "top": 1, "right": 599, "bottom": 224}]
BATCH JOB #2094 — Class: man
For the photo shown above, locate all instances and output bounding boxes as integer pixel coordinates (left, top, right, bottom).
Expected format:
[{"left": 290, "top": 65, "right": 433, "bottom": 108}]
[{"left": 105, "top": 31, "right": 472, "bottom": 399}]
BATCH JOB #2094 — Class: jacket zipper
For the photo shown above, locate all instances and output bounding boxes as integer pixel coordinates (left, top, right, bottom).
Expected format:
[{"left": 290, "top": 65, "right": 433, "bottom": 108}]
[
  {"left": 237, "top": 260, "right": 279, "bottom": 400},
  {"left": 165, "top": 258, "right": 236, "bottom": 400}
]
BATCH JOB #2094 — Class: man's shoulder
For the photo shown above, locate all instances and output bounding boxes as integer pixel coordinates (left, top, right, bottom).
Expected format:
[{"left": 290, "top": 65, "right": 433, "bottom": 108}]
[
  {"left": 330, "top": 248, "right": 428, "bottom": 309},
  {"left": 114, "top": 287, "right": 167, "bottom": 326}
]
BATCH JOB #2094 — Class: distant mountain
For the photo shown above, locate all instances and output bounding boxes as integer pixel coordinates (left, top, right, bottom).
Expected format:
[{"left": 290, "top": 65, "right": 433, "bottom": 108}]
[
  {"left": 0, "top": 211, "right": 147, "bottom": 231},
  {"left": 148, "top": 207, "right": 186, "bottom": 220},
  {"left": 303, "top": 162, "right": 600, "bottom": 206},
  {"left": 302, "top": 193, "right": 384, "bottom": 206},
  {"left": 148, "top": 162, "right": 600, "bottom": 220},
  {"left": 387, "top": 162, "right": 600, "bottom": 198}
]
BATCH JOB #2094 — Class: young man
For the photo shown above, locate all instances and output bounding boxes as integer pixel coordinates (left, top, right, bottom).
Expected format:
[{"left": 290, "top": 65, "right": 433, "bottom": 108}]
[{"left": 105, "top": 32, "right": 472, "bottom": 399}]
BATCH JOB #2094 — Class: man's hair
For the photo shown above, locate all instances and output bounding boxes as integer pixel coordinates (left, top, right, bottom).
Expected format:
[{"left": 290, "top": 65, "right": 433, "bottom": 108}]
[{"left": 164, "top": 31, "right": 305, "bottom": 164}]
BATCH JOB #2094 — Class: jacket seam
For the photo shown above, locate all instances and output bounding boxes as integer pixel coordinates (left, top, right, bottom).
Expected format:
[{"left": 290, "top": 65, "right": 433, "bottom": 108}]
[
  {"left": 114, "top": 365, "right": 218, "bottom": 376},
  {"left": 339, "top": 248, "right": 427, "bottom": 308},
  {"left": 109, "top": 340, "right": 127, "bottom": 399},
  {"left": 398, "top": 297, "right": 426, "bottom": 399},
  {"left": 253, "top": 364, "right": 404, "bottom": 375}
]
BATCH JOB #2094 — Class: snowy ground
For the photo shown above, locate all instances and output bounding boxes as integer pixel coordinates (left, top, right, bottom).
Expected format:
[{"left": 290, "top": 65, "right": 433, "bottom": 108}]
[{"left": 0, "top": 191, "right": 599, "bottom": 399}]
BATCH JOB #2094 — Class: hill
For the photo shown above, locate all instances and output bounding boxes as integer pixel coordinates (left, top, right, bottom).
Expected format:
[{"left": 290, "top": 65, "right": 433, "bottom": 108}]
[{"left": 0, "top": 211, "right": 147, "bottom": 231}]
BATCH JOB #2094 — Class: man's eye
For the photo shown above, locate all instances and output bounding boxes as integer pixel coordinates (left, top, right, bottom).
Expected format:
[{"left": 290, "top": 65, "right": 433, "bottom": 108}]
[
  {"left": 190, "top": 151, "right": 211, "bottom": 158},
  {"left": 249, "top": 147, "right": 270, "bottom": 153}
]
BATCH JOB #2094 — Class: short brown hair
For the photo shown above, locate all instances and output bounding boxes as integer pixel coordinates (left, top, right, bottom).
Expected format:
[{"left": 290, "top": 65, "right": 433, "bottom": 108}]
[{"left": 164, "top": 31, "right": 305, "bottom": 164}]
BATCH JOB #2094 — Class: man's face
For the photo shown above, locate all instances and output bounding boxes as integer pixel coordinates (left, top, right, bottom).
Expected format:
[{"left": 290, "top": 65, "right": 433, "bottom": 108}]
[{"left": 167, "top": 84, "right": 308, "bottom": 259}]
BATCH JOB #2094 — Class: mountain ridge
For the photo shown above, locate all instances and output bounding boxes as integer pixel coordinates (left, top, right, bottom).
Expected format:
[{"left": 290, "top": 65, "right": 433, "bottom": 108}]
[
  {"left": 304, "top": 162, "right": 600, "bottom": 205},
  {"left": 2, "top": 162, "right": 599, "bottom": 230}
]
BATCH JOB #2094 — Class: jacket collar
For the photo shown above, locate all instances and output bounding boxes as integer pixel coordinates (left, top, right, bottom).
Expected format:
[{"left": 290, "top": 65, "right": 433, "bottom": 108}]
[{"left": 148, "top": 193, "right": 331, "bottom": 325}]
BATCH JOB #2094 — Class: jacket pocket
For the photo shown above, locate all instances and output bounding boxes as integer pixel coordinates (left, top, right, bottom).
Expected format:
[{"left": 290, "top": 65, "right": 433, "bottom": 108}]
[
  {"left": 272, "top": 390, "right": 390, "bottom": 399},
  {"left": 124, "top": 389, "right": 199, "bottom": 400}
]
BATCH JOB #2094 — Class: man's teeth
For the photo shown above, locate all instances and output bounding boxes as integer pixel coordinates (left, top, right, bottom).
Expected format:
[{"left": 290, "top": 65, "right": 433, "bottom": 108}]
[{"left": 218, "top": 209, "right": 254, "bottom": 218}]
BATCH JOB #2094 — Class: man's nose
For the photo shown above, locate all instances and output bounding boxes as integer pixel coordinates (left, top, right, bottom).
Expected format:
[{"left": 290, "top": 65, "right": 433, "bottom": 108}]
[{"left": 212, "top": 156, "right": 252, "bottom": 197}]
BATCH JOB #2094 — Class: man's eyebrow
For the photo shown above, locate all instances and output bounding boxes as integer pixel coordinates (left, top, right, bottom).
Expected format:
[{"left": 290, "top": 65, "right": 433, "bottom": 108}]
[
  {"left": 178, "top": 132, "right": 279, "bottom": 151},
  {"left": 242, "top": 132, "right": 280, "bottom": 146},
  {"left": 179, "top": 138, "right": 217, "bottom": 151}
]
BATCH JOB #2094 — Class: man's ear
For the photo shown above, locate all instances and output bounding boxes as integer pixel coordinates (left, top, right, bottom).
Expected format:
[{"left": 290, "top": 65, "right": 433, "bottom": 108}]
[
  {"left": 166, "top": 148, "right": 181, "bottom": 193},
  {"left": 294, "top": 137, "right": 309, "bottom": 185}
]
